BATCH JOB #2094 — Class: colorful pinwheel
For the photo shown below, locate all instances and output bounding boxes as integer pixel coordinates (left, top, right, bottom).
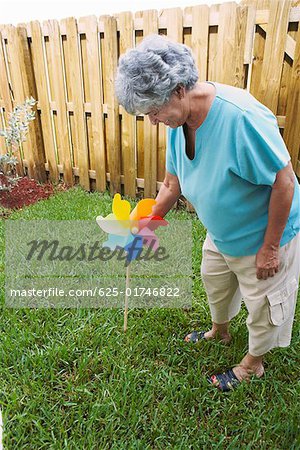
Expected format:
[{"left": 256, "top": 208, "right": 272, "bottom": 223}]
[{"left": 96, "top": 193, "right": 168, "bottom": 331}]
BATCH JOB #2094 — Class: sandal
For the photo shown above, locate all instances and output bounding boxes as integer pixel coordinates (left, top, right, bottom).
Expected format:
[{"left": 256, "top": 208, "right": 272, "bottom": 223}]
[
  {"left": 183, "top": 330, "right": 207, "bottom": 343},
  {"left": 208, "top": 368, "right": 240, "bottom": 392}
]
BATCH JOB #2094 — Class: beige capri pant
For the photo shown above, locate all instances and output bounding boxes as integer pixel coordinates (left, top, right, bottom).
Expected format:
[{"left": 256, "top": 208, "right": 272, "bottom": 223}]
[{"left": 200, "top": 232, "right": 300, "bottom": 357}]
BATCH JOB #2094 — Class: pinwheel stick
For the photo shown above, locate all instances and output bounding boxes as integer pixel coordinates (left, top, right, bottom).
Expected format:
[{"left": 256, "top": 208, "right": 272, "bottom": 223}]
[{"left": 124, "top": 259, "right": 130, "bottom": 332}]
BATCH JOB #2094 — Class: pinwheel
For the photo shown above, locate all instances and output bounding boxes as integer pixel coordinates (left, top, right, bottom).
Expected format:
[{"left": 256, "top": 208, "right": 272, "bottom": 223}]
[{"left": 96, "top": 193, "right": 168, "bottom": 331}]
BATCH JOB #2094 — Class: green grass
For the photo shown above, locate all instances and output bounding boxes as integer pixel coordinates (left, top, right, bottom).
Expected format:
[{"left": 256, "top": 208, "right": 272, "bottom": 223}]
[{"left": 0, "top": 186, "right": 299, "bottom": 449}]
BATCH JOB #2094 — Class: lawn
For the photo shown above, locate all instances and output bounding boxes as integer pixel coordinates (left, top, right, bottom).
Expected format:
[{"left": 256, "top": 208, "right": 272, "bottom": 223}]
[{"left": 0, "top": 186, "right": 299, "bottom": 449}]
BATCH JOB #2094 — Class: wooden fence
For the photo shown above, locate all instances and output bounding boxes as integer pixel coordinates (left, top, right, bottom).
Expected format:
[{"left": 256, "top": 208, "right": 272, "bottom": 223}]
[{"left": 0, "top": 0, "right": 299, "bottom": 198}]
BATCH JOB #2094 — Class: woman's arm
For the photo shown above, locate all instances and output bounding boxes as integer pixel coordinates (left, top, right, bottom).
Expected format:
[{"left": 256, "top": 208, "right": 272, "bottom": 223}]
[
  {"left": 263, "top": 161, "right": 295, "bottom": 247},
  {"left": 255, "top": 161, "right": 295, "bottom": 280},
  {"left": 152, "top": 171, "right": 181, "bottom": 217}
]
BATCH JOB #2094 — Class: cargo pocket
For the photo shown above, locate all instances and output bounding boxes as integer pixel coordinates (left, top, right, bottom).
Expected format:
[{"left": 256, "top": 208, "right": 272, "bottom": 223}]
[{"left": 267, "top": 277, "right": 298, "bottom": 326}]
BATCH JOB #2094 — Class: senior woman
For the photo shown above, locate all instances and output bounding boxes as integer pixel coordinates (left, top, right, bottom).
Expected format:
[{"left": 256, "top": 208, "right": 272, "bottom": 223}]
[{"left": 115, "top": 34, "right": 300, "bottom": 391}]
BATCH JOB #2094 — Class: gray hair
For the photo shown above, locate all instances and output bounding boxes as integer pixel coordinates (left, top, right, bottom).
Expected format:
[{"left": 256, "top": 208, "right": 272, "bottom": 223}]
[{"left": 115, "top": 34, "right": 199, "bottom": 115}]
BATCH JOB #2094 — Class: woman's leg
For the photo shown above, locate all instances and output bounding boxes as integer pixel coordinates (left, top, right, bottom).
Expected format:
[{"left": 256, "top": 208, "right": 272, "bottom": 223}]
[
  {"left": 185, "top": 233, "right": 242, "bottom": 343},
  {"left": 224, "top": 232, "right": 300, "bottom": 382}
]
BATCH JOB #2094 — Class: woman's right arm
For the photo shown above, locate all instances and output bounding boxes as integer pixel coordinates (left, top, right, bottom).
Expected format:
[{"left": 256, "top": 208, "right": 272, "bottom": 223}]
[{"left": 152, "top": 171, "right": 181, "bottom": 217}]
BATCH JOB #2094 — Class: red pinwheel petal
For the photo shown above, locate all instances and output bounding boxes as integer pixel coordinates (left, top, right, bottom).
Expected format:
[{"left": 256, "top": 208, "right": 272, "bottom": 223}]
[
  {"left": 139, "top": 215, "right": 168, "bottom": 232},
  {"left": 140, "top": 215, "right": 167, "bottom": 222}
]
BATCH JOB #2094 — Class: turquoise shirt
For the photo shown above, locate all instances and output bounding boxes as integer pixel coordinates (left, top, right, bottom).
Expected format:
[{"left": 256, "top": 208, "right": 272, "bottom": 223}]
[{"left": 166, "top": 81, "right": 300, "bottom": 256}]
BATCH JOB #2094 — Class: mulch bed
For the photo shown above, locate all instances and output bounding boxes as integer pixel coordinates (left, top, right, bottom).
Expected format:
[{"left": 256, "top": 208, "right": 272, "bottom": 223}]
[{"left": 0, "top": 174, "right": 69, "bottom": 211}]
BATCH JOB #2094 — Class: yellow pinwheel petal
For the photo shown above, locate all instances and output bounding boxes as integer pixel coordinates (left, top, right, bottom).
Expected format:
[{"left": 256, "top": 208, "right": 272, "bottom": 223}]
[
  {"left": 96, "top": 213, "right": 129, "bottom": 236},
  {"left": 112, "top": 193, "right": 131, "bottom": 222},
  {"left": 130, "top": 198, "right": 156, "bottom": 221}
]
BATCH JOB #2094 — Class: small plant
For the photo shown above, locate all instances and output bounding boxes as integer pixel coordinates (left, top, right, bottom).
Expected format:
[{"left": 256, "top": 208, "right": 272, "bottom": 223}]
[{"left": 0, "top": 96, "right": 37, "bottom": 191}]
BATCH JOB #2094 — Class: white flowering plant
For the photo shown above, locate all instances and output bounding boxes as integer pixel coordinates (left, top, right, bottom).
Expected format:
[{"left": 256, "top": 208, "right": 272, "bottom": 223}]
[{"left": 0, "top": 97, "right": 37, "bottom": 191}]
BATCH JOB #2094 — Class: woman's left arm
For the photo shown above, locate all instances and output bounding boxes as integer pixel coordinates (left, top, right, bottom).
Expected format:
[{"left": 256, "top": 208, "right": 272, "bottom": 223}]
[{"left": 255, "top": 161, "right": 295, "bottom": 280}]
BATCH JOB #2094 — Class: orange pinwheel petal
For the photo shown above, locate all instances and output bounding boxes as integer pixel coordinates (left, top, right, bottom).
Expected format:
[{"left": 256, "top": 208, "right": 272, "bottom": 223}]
[{"left": 130, "top": 198, "right": 156, "bottom": 221}]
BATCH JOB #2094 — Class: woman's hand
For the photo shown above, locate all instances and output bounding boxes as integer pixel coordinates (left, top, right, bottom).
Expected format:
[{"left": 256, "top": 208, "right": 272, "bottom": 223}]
[
  {"left": 255, "top": 243, "right": 280, "bottom": 280},
  {"left": 129, "top": 172, "right": 180, "bottom": 221}
]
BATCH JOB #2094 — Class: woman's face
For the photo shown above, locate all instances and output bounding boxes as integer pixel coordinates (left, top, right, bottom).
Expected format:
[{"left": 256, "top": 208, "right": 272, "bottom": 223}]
[{"left": 145, "top": 89, "right": 188, "bottom": 128}]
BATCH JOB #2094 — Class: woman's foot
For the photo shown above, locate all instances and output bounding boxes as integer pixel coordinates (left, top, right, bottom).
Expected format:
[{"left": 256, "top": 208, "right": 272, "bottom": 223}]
[
  {"left": 232, "top": 353, "right": 265, "bottom": 382},
  {"left": 210, "top": 353, "right": 265, "bottom": 391},
  {"left": 184, "top": 324, "right": 232, "bottom": 344}
]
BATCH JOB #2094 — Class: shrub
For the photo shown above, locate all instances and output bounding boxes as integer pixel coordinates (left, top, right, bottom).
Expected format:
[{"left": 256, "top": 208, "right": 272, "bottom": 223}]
[{"left": 0, "top": 97, "right": 37, "bottom": 191}]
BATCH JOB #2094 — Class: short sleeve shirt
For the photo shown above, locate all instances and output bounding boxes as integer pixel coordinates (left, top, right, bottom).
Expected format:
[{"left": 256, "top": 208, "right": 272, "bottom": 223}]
[{"left": 166, "top": 81, "right": 300, "bottom": 256}]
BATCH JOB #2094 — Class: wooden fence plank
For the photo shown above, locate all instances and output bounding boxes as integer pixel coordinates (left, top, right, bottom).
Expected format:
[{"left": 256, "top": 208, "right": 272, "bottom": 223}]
[
  {"left": 250, "top": 22, "right": 266, "bottom": 97},
  {"left": 45, "top": 20, "right": 74, "bottom": 186},
  {"left": 102, "top": 15, "right": 121, "bottom": 195},
  {"left": 60, "top": 19, "right": 76, "bottom": 182},
  {"left": 117, "top": 11, "right": 136, "bottom": 197},
  {"left": 18, "top": 23, "right": 47, "bottom": 182},
  {"left": 190, "top": 5, "right": 210, "bottom": 82},
  {"left": 141, "top": 9, "right": 158, "bottom": 198},
  {"left": 216, "top": 2, "right": 238, "bottom": 84},
  {"left": 78, "top": 31, "right": 94, "bottom": 183},
  {"left": 277, "top": 25, "right": 296, "bottom": 119},
  {"left": 284, "top": 23, "right": 300, "bottom": 169},
  {"left": 79, "top": 15, "right": 106, "bottom": 192},
  {"left": 233, "top": 4, "right": 250, "bottom": 88},
  {"left": 29, "top": 21, "right": 59, "bottom": 182},
  {"left": 244, "top": 4, "right": 256, "bottom": 67},
  {"left": 244, "top": 4, "right": 257, "bottom": 91},
  {"left": 4, "top": 24, "right": 31, "bottom": 170},
  {"left": 162, "top": 7, "right": 183, "bottom": 42},
  {"left": 256, "top": 0, "right": 292, "bottom": 113},
  {"left": 63, "top": 17, "right": 90, "bottom": 190},
  {"left": 207, "top": 4, "right": 220, "bottom": 82}
]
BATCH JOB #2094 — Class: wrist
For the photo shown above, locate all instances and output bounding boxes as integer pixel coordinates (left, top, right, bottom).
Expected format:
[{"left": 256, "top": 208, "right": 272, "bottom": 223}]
[{"left": 262, "top": 241, "right": 280, "bottom": 250}]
